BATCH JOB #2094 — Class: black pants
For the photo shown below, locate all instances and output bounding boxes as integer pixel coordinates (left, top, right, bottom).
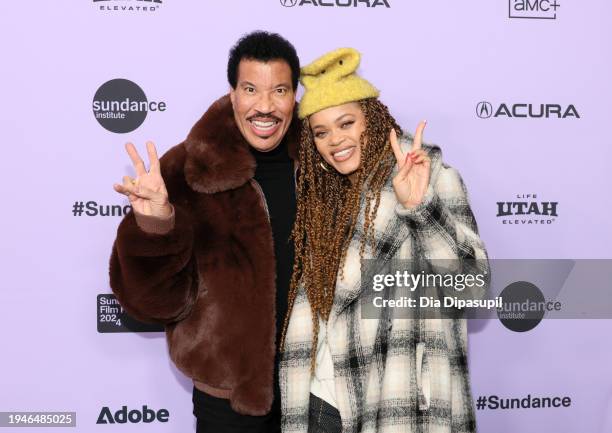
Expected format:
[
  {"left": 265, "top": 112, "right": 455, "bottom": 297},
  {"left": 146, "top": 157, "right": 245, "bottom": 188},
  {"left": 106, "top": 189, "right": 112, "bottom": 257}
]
[
  {"left": 192, "top": 386, "right": 280, "bottom": 433},
  {"left": 308, "top": 393, "right": 342, "bottom": 433}
]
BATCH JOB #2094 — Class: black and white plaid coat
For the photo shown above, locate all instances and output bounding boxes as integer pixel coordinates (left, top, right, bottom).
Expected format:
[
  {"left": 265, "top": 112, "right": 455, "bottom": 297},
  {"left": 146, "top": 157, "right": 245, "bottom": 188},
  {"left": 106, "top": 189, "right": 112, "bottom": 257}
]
[{"left": 280, "top": 134, "right": 490, "bottom": 433}]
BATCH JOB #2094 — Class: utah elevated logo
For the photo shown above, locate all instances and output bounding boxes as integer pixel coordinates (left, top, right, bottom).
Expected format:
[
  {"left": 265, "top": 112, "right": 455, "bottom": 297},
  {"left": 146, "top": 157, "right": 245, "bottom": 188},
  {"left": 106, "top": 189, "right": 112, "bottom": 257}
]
[
  {"left": 496, "top": 194, "right": 558, "bottom": 225},
  {"left": 93, "top": 0, "right": 162, "bottom": 12}
]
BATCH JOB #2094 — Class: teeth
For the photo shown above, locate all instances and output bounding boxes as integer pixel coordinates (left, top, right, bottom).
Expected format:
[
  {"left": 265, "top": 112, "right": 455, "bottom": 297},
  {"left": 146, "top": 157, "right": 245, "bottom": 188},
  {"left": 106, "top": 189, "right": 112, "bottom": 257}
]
[
  {"left": 252, "top": 120, "right": 277, "bottom": 129},
  {"left": 334, "top": 148, "right": 352, "bottom": 157}
]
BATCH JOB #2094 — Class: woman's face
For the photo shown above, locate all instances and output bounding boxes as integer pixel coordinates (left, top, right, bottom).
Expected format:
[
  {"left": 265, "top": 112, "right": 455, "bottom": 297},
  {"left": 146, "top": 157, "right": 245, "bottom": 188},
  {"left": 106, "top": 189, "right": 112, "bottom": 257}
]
[{"left": 309, "top": 102, "right": 366, "bottom": 176}]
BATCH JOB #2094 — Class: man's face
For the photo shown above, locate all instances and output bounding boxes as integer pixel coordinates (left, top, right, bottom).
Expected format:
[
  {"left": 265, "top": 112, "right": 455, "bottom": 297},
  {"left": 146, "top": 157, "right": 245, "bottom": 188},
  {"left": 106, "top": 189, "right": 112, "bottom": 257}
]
[{"left": 230, "top": 59, "right": 296, "bottom": 152}]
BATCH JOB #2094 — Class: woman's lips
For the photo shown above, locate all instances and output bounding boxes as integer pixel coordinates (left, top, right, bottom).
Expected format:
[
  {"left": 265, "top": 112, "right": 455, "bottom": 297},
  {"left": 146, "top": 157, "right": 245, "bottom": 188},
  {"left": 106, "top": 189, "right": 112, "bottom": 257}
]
[
  {"left": 249, "top": 119, "right": 281, "bottom": 137},
  {"left": 331, "top": 146, "right": 355, "bottom": 162}
]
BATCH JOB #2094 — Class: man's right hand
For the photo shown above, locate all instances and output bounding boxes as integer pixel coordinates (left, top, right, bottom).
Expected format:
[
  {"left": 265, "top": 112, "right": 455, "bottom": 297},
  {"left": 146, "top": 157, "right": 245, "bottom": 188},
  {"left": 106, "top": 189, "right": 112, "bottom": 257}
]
[{"left": 113, "top": 141, "right": 172, "bottom": 218}]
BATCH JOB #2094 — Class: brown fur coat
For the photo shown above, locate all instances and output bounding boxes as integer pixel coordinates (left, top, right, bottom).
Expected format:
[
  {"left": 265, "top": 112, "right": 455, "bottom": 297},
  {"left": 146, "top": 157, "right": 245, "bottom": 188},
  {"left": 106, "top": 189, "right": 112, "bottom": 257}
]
[{"left": 108, "top": 94, "right": 299, "bottom": 416}]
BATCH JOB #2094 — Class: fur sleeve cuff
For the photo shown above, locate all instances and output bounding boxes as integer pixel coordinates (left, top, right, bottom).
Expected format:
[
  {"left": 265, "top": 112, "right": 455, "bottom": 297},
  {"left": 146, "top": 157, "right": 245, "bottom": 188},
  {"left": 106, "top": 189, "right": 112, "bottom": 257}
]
[{"left": 134, "top": 204, "right": 175, "bottom": 235}]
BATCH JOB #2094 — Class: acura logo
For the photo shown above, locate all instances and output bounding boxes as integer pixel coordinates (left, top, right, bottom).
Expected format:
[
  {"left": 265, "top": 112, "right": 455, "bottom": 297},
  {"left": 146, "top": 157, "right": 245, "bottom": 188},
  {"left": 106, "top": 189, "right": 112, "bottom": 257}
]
[
  {"left": 476, "top": 101, "right": 493, "bottom": 119},
  {"left": 280, "top": 0, "right": 390, "bottom": 7},
  {"left": 476, "top": 101, "right": 579, "bottom": 119}
]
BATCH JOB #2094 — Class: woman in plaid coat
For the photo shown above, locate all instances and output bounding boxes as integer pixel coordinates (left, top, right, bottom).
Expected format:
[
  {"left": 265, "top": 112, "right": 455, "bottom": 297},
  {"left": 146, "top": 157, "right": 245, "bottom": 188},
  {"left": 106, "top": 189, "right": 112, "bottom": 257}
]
[{"left": 279, "top": 48, "right": 489, "bottom": 433}]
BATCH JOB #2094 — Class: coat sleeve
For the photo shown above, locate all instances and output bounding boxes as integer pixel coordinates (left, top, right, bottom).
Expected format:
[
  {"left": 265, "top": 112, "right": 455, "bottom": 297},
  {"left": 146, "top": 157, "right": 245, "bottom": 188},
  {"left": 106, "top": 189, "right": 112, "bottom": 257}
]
[
  {"left": 394, "top": 156, "right": 490, "bottom": 304},
  {"left": 108, "top": 146, "right": 200, "bottom": 325}
]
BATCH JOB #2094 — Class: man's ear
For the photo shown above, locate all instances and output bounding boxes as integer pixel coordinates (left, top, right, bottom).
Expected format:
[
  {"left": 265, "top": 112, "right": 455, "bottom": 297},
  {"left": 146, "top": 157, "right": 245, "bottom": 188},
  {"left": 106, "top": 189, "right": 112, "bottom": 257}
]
[{"left": 229, "top": 86, "right": 236, "bottom": 107}]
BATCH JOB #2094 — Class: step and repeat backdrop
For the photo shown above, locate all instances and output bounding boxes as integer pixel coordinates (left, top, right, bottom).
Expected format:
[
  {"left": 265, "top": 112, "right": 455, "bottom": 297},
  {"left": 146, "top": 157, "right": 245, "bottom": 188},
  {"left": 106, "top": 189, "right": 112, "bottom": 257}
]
[{"left": 1, "top": 1, "right": 611, "bottom": 432}]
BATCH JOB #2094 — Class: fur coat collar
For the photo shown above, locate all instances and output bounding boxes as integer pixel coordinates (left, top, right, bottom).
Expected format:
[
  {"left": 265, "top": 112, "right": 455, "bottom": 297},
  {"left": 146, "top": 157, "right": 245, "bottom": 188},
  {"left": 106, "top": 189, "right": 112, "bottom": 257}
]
[{"left": 182, "top": 93, "right": 300, "bottom": 194}]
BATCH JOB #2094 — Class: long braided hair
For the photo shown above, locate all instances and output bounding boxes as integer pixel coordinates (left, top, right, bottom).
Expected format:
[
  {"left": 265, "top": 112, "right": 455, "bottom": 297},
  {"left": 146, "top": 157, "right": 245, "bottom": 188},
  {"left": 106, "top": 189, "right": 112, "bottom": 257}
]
[{"left": 280, "top": 98, "right": 402, "bottom": 371}]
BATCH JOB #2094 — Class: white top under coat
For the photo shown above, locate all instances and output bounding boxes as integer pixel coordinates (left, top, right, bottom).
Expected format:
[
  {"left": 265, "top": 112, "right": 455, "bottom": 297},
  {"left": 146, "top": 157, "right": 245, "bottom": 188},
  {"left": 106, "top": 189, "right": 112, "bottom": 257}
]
[{"left": 310, "top": 315, "right": 338, "bottom": 408}]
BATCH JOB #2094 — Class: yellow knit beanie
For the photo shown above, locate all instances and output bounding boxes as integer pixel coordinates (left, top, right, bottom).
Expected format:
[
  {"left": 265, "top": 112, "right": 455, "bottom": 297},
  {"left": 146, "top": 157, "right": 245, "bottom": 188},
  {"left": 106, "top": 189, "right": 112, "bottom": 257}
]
[{"left": 298, "top": 47, "right": 379, "bottom": 119}]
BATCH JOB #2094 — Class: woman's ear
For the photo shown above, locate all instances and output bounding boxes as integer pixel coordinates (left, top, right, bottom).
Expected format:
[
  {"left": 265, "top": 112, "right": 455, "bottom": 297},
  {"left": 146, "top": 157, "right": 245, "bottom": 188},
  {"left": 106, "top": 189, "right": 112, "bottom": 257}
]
[{"left": 361, "top": 133, "right": 368, "bottom": 147}]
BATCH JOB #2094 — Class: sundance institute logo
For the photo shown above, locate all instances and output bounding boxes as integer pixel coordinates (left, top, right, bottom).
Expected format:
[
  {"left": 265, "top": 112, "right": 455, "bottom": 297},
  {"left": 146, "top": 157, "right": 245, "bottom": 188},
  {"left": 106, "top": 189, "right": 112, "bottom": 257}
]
[
  {"left": 281, "top": 0, "right": 390, "bottom": 7},
  {"left": 92, "top": 79, "right": 166, "bottom": 134},
  {"left": 497, "top": 281, "right": 561, "bottom": 332}
]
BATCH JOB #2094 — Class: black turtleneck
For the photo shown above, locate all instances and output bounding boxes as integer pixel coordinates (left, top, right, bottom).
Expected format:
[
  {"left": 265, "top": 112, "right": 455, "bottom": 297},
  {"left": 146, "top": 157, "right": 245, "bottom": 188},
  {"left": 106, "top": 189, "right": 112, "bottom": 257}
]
[{"left": 249, "top": 138, "right": 296, "bottom": 412}]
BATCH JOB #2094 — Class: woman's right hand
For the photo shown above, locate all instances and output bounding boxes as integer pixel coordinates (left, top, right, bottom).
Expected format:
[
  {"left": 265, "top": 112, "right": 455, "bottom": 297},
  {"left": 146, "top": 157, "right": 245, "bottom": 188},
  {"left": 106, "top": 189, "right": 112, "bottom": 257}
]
[{"left": 113, "top": 141, "right": 172, "bottom": 218}]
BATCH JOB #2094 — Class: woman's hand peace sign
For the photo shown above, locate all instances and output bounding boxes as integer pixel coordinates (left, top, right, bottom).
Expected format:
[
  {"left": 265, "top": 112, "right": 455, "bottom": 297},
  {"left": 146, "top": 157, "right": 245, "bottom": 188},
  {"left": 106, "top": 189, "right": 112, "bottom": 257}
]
[
  {"left": 112, "top": 141, "right": 173, "bottom": 218},
  {"left": 390, "top": 121, "right": 431, "bottom": 209}
]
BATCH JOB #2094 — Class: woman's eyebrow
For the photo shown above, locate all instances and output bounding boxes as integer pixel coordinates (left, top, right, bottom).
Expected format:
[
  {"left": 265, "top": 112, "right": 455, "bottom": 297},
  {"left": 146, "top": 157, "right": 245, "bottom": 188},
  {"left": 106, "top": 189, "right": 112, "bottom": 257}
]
[
  {"left": 311, "top": 113, "right": 355, "bottom": 130},
  {"left": 335, "top": 113, "right": 354, "bottom": 123}
]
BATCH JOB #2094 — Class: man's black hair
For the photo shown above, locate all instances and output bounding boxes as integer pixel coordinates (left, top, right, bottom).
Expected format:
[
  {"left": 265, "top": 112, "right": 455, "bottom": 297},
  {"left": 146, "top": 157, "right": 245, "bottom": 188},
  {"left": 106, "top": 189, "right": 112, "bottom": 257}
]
[{"left": 227, "top": 31, "right": 300, "bottom": 91}]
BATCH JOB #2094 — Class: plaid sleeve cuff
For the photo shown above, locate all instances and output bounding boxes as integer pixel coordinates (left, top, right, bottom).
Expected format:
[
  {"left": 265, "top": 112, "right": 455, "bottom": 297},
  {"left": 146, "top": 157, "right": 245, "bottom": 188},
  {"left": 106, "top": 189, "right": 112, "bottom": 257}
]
[
  {"left": 394, "top": 184, "right": 437, "bottom": 225},
  {"left": 133, "top": 204, "right": 175, "bottom": 235}
]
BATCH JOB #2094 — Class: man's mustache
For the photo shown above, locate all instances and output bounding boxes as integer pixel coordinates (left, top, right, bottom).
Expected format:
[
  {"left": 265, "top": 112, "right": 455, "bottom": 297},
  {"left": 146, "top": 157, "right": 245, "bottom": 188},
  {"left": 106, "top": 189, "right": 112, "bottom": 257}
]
[{"left": 248, "top": 113, "right": 282, "bottom": 122}]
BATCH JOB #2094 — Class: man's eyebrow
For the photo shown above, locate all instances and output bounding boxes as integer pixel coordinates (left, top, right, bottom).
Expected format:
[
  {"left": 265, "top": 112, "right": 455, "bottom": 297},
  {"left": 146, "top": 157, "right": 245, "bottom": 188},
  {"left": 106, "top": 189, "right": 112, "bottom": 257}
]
[{"left": 238, "top": 81, "right": 292, "bottom": 90}]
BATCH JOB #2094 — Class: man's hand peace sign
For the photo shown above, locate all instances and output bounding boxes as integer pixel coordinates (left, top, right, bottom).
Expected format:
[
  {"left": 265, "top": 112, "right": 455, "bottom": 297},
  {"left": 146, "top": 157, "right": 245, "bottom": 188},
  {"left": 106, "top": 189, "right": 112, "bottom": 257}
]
[
  {"left": 113, "top": 141, "right": 173, "bottom": 218},
  {"left": 390, "top": 121, "right": 431, "bottom": 209}
]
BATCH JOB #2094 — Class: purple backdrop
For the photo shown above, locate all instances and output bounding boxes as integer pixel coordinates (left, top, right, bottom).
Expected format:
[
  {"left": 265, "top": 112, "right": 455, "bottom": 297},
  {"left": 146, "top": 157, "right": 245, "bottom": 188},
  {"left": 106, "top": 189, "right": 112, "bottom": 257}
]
[{"left": 1, "top": 0, "right": 611, "bottom": 432}]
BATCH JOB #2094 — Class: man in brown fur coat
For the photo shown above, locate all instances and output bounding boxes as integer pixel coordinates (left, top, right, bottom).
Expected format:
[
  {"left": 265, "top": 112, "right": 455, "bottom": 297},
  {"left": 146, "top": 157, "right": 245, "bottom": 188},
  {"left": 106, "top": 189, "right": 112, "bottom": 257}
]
[{"left": 109, "top": 31, "right": 301, "bottom": 433}]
